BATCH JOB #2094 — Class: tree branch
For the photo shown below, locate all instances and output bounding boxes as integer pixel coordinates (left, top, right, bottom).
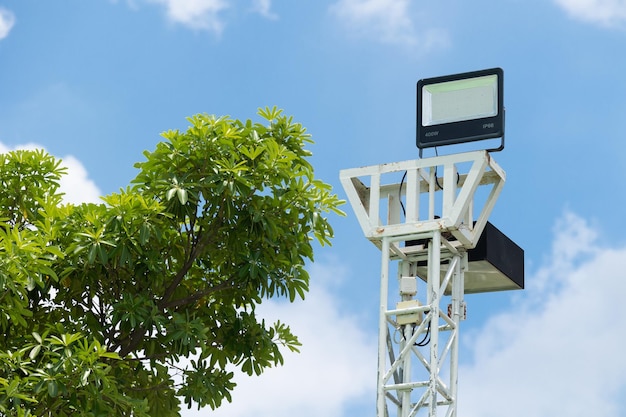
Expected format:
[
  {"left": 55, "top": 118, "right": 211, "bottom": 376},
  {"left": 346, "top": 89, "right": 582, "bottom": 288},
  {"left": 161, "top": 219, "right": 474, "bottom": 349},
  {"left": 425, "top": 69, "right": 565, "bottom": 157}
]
[
  {"left": 116, "top": 204, "right": 225, "bottom": 357},
  {"left": 159, "top": 279, "right": 235, "bottom": 310},
  {"left": 158, "top": 201, "right": 225, "bottom": 310}
]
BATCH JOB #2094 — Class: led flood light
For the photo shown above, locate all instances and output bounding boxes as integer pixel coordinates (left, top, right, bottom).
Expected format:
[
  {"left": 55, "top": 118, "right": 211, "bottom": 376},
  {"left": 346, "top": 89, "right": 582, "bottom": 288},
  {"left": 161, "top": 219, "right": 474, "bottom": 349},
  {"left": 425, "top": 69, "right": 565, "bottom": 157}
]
[{"left": 417, "top": 68, "right": 504, "bottom": 153}]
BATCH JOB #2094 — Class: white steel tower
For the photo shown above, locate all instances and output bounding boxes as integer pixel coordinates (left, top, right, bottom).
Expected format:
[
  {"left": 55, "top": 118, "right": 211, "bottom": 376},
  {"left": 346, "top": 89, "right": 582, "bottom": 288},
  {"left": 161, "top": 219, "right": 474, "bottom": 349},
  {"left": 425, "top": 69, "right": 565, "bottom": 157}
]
[{"left": 340, "top": 150, "right": 522, "bottom": 417}]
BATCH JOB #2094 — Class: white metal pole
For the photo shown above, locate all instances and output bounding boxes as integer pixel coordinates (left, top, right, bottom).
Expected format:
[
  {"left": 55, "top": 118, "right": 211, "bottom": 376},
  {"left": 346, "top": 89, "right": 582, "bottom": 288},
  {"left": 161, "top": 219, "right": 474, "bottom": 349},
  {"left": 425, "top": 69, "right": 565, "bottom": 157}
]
[
  {"left": 448, "top": 253, "right": 464, "bottom": 417},
  {"left": 401, "top": 324, "right": 412, "bottom": 417},
  {"left": 428, "top": 230, "right": 441, "bottom": 417},
  {"left": 378, "top": 237, "right": 391, "bottom": 417},
  {"left": 428, "top": 167, "right": 436, "bottom": 220}
]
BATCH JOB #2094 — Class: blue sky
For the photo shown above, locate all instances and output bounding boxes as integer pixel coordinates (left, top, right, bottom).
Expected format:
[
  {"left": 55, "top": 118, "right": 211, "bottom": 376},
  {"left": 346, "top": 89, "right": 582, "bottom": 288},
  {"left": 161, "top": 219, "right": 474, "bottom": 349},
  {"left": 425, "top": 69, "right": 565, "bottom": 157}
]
[{"left": 2, "top": 1, "right": 626, "bottom": 416}]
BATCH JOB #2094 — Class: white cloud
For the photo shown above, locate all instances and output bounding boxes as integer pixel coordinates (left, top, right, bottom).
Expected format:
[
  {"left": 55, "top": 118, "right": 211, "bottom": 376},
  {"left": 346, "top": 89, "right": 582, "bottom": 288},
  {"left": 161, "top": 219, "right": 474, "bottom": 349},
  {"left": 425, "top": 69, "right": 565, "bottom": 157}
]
[
  {"left": 145, "top": 0, "right": 229, "bottom": 34},
  {"left": 554, "top": 0, "right": 626, "bottom": 27},
  {"left": 0, "top": 7, "right": 15, "bottom": 40},
  {"left": 0, "top": 143, "right": 102, "bottom": 205},
  {"left": 250, "top": 0, "right": 278, "bottom": 20},
  {"left": 58, "top": 155, "right": 102, "bottom": 204},
  {"left": 459, "top": 211, "right": 626, "bottom": 416},
  {"left": 182, "top": 260, "right": 377, "bottom": 417},
  {"left": 329, "top": 0, "right": 449, "bottom": 48},
  {"left": 135, "top": 0, "right": 278, "bottom": 33}
]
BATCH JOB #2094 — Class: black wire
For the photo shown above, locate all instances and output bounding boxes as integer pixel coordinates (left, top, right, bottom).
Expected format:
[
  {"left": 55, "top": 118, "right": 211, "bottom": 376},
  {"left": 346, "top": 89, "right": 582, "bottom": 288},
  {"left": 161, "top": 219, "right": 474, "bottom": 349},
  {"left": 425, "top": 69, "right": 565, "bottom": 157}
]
[
  {"left": 414, "top": 322, "right": 431, "bottom": 347},
  {"left": 432, "top": 146, "right": 460, "bottom": 190},
  {"left": 399, "top": 171, "right": 407, "bottom": 217},
  {"left": 432, "top": 147, "right": 443, "bottom": 190},
  {"left": 434, "top": 167, "right": 443, "bottom": 190},
  {"left": 399, "top": 322, "right": 431, "bottom": 346}
]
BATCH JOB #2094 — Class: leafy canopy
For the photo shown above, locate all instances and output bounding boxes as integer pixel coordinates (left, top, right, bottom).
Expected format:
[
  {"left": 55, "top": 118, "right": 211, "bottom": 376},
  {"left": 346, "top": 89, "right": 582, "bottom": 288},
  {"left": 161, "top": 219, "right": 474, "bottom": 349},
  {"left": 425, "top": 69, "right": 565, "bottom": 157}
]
[{"left": 0, "top": 107, "right": 344, "bottom": 416}]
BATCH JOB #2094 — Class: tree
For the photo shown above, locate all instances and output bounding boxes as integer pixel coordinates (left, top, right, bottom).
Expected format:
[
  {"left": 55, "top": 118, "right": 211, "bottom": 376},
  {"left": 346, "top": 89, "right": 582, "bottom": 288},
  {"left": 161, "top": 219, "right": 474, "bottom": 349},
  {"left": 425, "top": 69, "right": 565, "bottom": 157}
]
[{"left": 0, "top": 107, "right": 344, "bottom": 416}]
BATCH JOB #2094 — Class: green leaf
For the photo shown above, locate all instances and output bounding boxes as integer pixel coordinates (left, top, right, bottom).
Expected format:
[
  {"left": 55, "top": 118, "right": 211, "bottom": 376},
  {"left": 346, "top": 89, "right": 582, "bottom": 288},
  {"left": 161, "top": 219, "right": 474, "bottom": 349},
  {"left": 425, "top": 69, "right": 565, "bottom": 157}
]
[
  {"left": 177, "top": 188, "right": 188, "bottom": 205},
  {"left": 80, "top": 369, "right": 91, "bottom": 386},
  {"left": 166, "top": 187, "right": 177, "bottom": 201},
  {"left": 29, "top": 345, "right": 41, "bottom": 360},
  {"left": 47, "top": 380, "right": 58, "bottom": 398}
]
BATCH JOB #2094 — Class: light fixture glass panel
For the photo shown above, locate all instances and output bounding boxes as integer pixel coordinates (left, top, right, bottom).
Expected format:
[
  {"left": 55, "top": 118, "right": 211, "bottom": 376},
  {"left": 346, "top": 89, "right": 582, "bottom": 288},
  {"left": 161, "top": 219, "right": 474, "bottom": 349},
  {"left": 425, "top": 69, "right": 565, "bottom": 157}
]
[{"left": 422, "top": 74, "right": 498, "bottom": 126}]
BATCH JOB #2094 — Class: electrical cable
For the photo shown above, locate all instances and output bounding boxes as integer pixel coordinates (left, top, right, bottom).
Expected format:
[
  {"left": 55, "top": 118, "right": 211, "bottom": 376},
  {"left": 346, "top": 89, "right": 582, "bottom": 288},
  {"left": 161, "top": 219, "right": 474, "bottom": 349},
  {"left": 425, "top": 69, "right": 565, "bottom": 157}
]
[
  {"left": 433, "top": 147, "right": 443, "bottom": 190},
  {"left": 434, "top": 167, "right": 443, "bottom": 190},
  {"left": 414, "top": 322, "right": 431, "bottom": 347},
  {"left": 432, "top": 147, "right": 460, "bottom": 190},
  {"left": 393, "top": 327, "right": 403, "bottom": 344},
  {"left": 398, "top": 322, "right": 431, "bottom": 346},
  {"left": 399, "top": 171, "right": 407, "bottom": 217}
]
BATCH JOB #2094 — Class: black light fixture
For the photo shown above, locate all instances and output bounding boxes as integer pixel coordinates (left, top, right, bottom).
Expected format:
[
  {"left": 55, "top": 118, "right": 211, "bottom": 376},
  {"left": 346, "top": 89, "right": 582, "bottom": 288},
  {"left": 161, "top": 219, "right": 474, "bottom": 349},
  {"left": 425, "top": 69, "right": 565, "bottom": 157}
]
[
  {"left": 416, "top": 68, "right": 504, "bottom": 156},
  {"left": 414, "top": 222, "right": 524, "bottom": 294},
  {"left": 463, "top": 221, "right": 524, "bottom": 293}
]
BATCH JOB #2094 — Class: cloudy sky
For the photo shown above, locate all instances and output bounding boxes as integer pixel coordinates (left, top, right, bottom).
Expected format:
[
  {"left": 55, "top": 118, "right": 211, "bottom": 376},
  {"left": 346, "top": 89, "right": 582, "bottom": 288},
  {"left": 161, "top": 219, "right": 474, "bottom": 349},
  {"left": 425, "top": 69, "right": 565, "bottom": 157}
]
[{"left": 2, "top": 1, "right": 626, "bottom": 416}]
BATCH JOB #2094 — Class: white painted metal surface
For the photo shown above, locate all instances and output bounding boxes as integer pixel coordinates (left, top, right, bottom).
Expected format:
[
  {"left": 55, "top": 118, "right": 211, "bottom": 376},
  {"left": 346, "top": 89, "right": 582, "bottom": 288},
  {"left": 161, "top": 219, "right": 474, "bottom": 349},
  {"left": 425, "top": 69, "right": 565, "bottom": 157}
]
[{"left": 340, "top": 151, "right": 505, "bottom": 417}]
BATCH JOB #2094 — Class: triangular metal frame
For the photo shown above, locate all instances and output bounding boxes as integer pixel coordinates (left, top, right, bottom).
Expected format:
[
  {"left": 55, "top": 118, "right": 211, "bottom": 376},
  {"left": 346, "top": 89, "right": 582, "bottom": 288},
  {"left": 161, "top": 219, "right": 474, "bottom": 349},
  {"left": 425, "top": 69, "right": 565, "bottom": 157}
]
[{"left": 339, "top": 150, "right": 505, "bottom": 252}]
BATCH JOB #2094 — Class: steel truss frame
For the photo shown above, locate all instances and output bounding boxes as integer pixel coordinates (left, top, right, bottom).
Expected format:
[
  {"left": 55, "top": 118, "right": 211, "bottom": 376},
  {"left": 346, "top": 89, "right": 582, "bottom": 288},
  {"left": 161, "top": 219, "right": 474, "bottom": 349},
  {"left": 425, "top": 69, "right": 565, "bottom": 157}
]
[{"left": 340, "top": 151, "right": 505, "bottom": 417}]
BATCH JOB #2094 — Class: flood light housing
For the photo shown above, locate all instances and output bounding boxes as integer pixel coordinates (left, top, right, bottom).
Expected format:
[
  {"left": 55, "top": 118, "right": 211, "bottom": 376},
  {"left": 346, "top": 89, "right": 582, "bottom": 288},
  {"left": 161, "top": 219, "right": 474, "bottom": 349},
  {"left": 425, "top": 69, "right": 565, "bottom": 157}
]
[
  {"left": 417, "top": 68, "right": 504, "bottom": 152},
  {"left": 413, "top": 222, "right": 524, "bottom": 294}
]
